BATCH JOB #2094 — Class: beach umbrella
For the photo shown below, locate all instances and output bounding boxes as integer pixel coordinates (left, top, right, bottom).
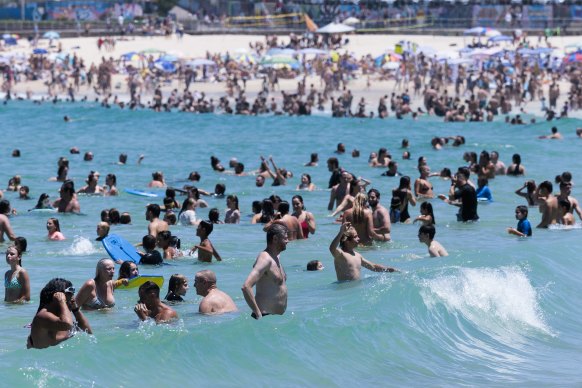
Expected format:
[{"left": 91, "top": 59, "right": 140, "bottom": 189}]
[
  {"left": 43, "top": 31, "right": 60, "bottom": 40},
  {"left": 158, "top": 54, "right": 179, "bottom": 62},
  {"left": 266, "top": 48, "right": 297, "bottom": 56},
  {"left": 316, "top": 22, "right": 355, "bottom": 34},
  {"left": 141, "top": 48, "right": 165, "bottom": 55},
  {"left": 299, "top": 48, "right": 329, "bottom": 55},
  {"left": 154, "top": 60, "right": 176, "bottom": 73},
  {"left": 33, "top": 48, "right": 48, "bottom": 55},
  {"left": 3, "top": 37, "right": 17, "bottom": 46},
  {"left": 260, "top": 56, "right": 301, "bottom": 69},
  {"left": 121, "top": 52, "right": 141, "bottom": 61},
  {"left": 342, "top": 17, "right": 360, "bottom": 25},
  {"left": 232, "top": 53, "right": 256, "bottom": 65},
  {"left": 2, "top": 33, "right": 19, "bottom": 39},
  {"left": 382, "top": 62, "right": 400, "bottom": 70},
  {"left": 187, "top": 58, "right": 216, "bottom": 67},
  {"left": 0, "top": 57, "right": 10, "bottom": 64},
  {"left": 445, "top": 58, "right": 474, "bottom": 65},
  {"left": 488, "top": 35, "right": 513, "bottom": 43}
]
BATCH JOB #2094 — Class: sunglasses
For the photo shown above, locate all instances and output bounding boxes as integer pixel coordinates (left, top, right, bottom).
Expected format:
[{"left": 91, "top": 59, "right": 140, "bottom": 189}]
[{"left": 64, "top": 286, "right": 75, "bottom": 295}]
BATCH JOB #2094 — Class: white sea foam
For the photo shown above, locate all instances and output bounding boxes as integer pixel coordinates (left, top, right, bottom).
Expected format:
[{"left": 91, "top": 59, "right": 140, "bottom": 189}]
[
  {"left": 58, "top": 236, "right": 99, "bottom": 256},
  {"left": 422, "top": 266, "right": 551, "bottom": 335}
]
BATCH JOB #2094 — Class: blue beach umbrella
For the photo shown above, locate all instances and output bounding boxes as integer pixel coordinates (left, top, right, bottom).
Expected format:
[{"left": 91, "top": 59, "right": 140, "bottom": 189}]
[
  {"left": 488, "top": 35, "right": 513, "bottom": 43},
  {"left": 33, "top": 48, "right": 48, "bottom": 54},
  {"left": 158, "top": 54, "right": 178, "bottom": 62},
  {"left": 154, "top": 60, "right": 176, "bottom": 73},
  {"left": 3, "top": 37, "right": 17, "bottom": 46},
  {"left": 43, "top": 31, "right": 60, "bottom": 40}
]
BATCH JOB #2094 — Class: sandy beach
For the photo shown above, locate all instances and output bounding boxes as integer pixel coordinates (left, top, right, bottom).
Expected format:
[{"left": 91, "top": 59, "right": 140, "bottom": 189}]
[{"left": 2, "top": 33, "right": 582, "bottom": 117}]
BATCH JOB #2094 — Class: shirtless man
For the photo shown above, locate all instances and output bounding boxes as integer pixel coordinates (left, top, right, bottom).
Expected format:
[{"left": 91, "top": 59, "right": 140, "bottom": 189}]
[
  {"left": 539, "top": 126, "right": 563, "bottom": 140},
  {"left": 148, "top": 171, "right": 166, "bottom": 188},
  {"left": 264, "top": 201, "right": 304, "bottom": 240},
  {"left": 367, "top": 189, "right": 391, "bottom": 242},
  {"left": 329, "top": 222, "right": 397, "bottom": 282},
  {"left": 418, "top": 224, "right": 448, "bottom": 257},
  {"left": 191, "top": 220, "right": 221, "bottom": 262},
  {"left": 328, "top": 170, "right": 352, "bottom": 211},
  {"left": 537, "top": 180, "right": 559, "bottom": 228},
  {"left": 27, "top": 278, "right": 92, "bottom": 349},
  {"left": 242, "top": 224, "right": 288, "bottom": 320},
  {"left": 0, "top": 200, "right": 16, "bottom": 243},
  {"left": 53, "top": 180, "right": 80, "bottom": 213},
  {"left": 557, "top": 181, "right": 582, "bottom": 220},
  {"left": 145, "top": 203, "right": 168, "bottom": 238},
  {"left": 134, "top": 281, "right": 178, "bottom": 324},
  {"left": 195, "top": 270, "right": 237, "bottom": 314},
  {"left": 77, "top": 171, "right": 103, "bottom": 194},
  {"left": 490, "top": 151, "right": 506, "bottom": 176}
]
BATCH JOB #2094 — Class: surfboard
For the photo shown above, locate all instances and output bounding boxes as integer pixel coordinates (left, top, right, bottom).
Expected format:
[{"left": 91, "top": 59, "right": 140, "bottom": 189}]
[
  {"left": 124, "top": 188, "right": 160, "bottom": 198},
  {"left": 116, "top": 275, "right": 164, "bottom": 290},
  {"left": 102, "top": 233, "right": 141, "bottom": 263}
]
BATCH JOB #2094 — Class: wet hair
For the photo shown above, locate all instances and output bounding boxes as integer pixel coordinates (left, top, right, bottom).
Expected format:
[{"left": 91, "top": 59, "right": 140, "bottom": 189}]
[
  {"left": 35, "top": 193, "right": 50, "bottom": 209},
  {"left": 457, "top": 167, "right": 471, "bottom": 180},
  {"left": 301, "top": 173, "right": 312, "bottom": 184},
  {"left": 278, "top": 201, "right": 290, "bottom": 216},
  {"left": 398, "top": 176, "right": 411, "bottom": 190},
  {"left": 419, "top": 224, "right": 436, "bottom": 240},
  {"left": 368, "top": 188, "right": 381, "bottom": 199},
  {"left": 559, "top": 198, "right": 571, "bottom": 212},
  {"left": 109, "top": 208, "right": 121, "bottom": 224},
  {"left": 198, "top": 220, "right": 214, "bottom": 236},
  {"left": 158, "top": 230, "right": 172, "bottom": 244},
  {"left": 95, "top": 258, "right": 114, "bottom": 282},
  {"left": 561, "top": 171, "right": 572, "bottom": 183},
  {"left": 48, "top": 217, "right": 61, "bottom": 232},
  {"left": 420, "top": 202, "right": 435, "bottom": 225},
  {"left": 292, "top": 195, "right": 305, "bottom": 209},
  {"left": 12, "top": 149, "right": 20, "bottom": 157},
  {"left": 188, "top": 171, "right": 201, "bottom": 181},
  {"left": 306, "top": 260, "right": 321, "bottom": 271},
  {"left": 118, "top": 261, "right": 137, "bottom": 280},
  {"left": 165, "top": 188, "right": 176, "bottom": 199},
  {"left": 260, "top": 199, "right": 275, "bottom": 223},
  {"left": 166, "top": 274, "right": 187, "bottom": 300},
  {"left": 120, "top": 212, "right": 132, "bottom": 224},
  {"left": 227, "top": 194, "right": 239, "bottom": 210},
  {"left": 252, "top": 200, "right": 262, "bottom": 214},
  {"left": 539, "top": 180, "right": 553, "bottom": 194},
  {"left": 61, "top": 180, "right": 75, "bottom": 195},
  {"left": 146, "top": 204, "right": 161, "bottom": 218},
  {"left": 118, "top": 153, "right": 128, "bottom": 164},
  {"left": 440, "top": 168, "right": 452, "bottom": 179},
  {"left": 210, "top": 156, "right": 225, "bottom": 172},
  {"left": 142, "top": 234, "right": 157, "bottom": 250},
  {"left": 310, "top": 153, "right": 318, "bottom": 163},
  {"left": 37, "top": 278, "right": 73, "bottom": 312},
  {"left": 139, "top": 281, "right": 160, "bottom": 299},
  {"left": 327, "top": 157, "right": 339, "bottom": 169},
  {"left": 512, "top": 153, "right": 522, "bottom": 165},
  {"left": 152, "top": 171, "right": 164, "bottom": 181},
  {"left": 516, "top": 205, "right": 528, "bottom": 217},
  {"left": 0, "top": 199, "right": 10, "bottom": 214},
  {"left": 215, "top": 184, "right": 226, "bottom": 195},
  {"left": 208, "top": 208, "right": 220, "bottom": 223},
  {"left": 14, "top": 236, "right": 27, "bottom": 253},
  {"left": 266, "top": 223, "right": 288, "bottom": 244},
  {"left": 234, "top": 163, "right": 245, "bottom": 174}
]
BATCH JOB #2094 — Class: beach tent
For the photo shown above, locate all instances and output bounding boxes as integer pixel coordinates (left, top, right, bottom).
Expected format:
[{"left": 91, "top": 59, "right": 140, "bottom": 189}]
[
  {"left": 316, "top": 22, "right": 355, "bottom": 34},
  {"left": 158, "top": 54, "right": 179, "bottom": 62},
  {"left": 382, "top": 62, "right": 400, "bottom": 70},
  {"left": 154, "top": 60, "right": 176, "bottom": 73},
  {"left": 43, "top": 31, "right": 60, "bottom": 40},
  {"left": 342, "top": 17, "right": 360, "bottom": 25}
]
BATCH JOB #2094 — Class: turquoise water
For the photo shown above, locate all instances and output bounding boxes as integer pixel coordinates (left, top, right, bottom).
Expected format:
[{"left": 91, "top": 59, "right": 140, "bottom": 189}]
[{"left": 1, "top": 102, "right": 582, "bottom": 386}]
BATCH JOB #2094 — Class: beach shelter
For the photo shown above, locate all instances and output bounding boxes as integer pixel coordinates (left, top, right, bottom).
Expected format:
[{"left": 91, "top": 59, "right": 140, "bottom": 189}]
[
  {"left": 316, "top": 22, "right": 355, "bottom": 34},
  {"left": 159, "top": 54, "right": 179, "bottom": 62},
  {"left": 43, "top": 31, "right": 60, "bottom": 40}
]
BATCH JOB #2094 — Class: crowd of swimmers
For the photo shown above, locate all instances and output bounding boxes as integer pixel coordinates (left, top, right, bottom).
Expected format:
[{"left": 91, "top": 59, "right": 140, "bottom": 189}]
[{"left": 2, "top": 127, "right": 581, "bottom": 349}]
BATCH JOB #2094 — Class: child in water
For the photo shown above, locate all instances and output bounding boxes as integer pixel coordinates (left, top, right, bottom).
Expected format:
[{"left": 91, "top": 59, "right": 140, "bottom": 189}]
[
  {"left": 190, "top": 220, "right": 222, "bottom": 262},
  {"left": 165, "top": 274, "right": 189, "bottom": 302},
  {"left": 507, "top": 205, "right": 532, "bottom": 237}
]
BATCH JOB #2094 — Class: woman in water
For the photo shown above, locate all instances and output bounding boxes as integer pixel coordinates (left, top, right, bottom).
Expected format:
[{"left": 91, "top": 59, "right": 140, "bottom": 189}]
[
  {"left": 75, "top": 258, "right": 117, "bottom": 310},
  {"left": 165, "top": 274, "right": 189, "bottom": 302},
  {"left": 291, "top": 195, "right": 316, "bottom": 238},
  {"left": 4, "top": 246, "right": 30, "bottom": 303},
  {"left": 296, "top": 173, "right": 316, "bottom": 191},
  {"left": 104, "top": 173, "right": 118, "bottom": 196},
  {"left": 414, "top": 165, "right": 434, "bottom": 199},
  {"left": 413, "top": 202, "right": 436, "bottom": 226},
  {"left": 46, "top": 218, "right": 65, "bottom": 241},
  {"left": 32, "top": 193, "right": 53, "bottom": 210},
  {"left": 392, "top": 176, "right": 417, "bottom": 223},
  {"left": 225, "top": 194, "right": 240, "bottom": 224},
  {"left": 506, "top": 153, "right": 526, "bottom": 176},
  {"left": 117, "top": 261, "right": 139, "bottom": 284}
]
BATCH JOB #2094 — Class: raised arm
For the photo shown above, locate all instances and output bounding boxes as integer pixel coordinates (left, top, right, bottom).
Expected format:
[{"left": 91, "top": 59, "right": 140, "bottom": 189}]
[
  {"left": 329, "top": 222, "right": 348, "bottom": 258},
  {"left": 36, "top": 292, "right": 74, "bottom": 331}
]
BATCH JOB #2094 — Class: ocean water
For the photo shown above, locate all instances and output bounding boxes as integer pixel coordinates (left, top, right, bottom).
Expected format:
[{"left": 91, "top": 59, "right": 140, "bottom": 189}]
[{"left": 1, "top": 102, "right": 581, "bottom": 386}]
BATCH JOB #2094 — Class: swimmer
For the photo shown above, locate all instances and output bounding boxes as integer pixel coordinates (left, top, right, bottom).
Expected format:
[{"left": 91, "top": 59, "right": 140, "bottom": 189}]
[
  {"left": 291, "top": 195, "right": 316, "bottom": 238},
  {"left": 413, "top": 201, "right": 436, "bottom": 225},
  {"left": 117, "top": 261, "right": 139, "bottom": 283},
  {"left": 148, "top": 171, "right": 166, "bottom": 188},
  {"left": 538, "top": 126, "right": 563, "bottom": 140},
  {"left": 4, "top": 246, "right": 30, "bottom": 303},
  {"left": 507, "top": 205, "right": 532, "bottom": 237},
  {"left": 367, "top": 189, "right": 391, "bottom": 242},
  {"left": 145, "top": 204, "right": 168, "bottom": 238},
  {"left": 46, "top": 218, "right": 65, "bottom": 241},
  {"left": 264, "top": 201, "right": 304, "bottom": 240},
  {"left": 157, "top": 231, "right": 182, "bottom": 259},
  {"left": 134, "top": 281, "right": 178, "bottom": 324},
  {"left": 329, "top": 222, "right": 397, "bottom": 281},
  {"left": 95, "top": 221, "right": 110, "bottom": 241},
  {"left": 242, "top": 223, "right": 288, "bottom": 319},
  {"left": 224, "top": 194, "right": 240, "bottom": 224},
  {"left": 138, "top": 235, "right": 163, "bottom": 265},
  {"left": 305, "top": 153, "right": 318, "bottom": 167},
  {"left": 75, "top": 258, "right": 117, "bottom": 310},
  {"left": 165, "top": 274, "right": 188, "bottom": 302},
  {"left": 559, "top": 199, "right": 576, "bottom": 226},
  {"left": 27, "top": 278, "right": 92, "bottom": 349},
  {"left": 103, "top": 173, "right": 118, "bottom": 196},
  {"left": 0, "top": 200, "right": 17, "bottom": 242},
  {"left": 418, "top": 224, "right": 448, "bottom": 257},
  {"left": 195, "top": 270, "right": 237, "bottom": 314},
  {"left": 537, "top": 181, "right": 559, "bottom": 228},
  {"left": 190, "top": 221, "right": 221, "bottom": 262},
  {"left": 296, "top": 173, "right": 316, "bottom": 191},
  {"left": 306, "top": 260, "right": 324, "bottom": 271},
  {"left": 53, "top": 180, "right": 80, "bottom": 213},
  {"left": 18, "top": 186, "right": 31, "bottom": 200},
  {"left": 515, "top": 180, "right": 538, "bottom": 206},
  {"left": 77, "top": 171, "right": 103, "bottom": 194}
]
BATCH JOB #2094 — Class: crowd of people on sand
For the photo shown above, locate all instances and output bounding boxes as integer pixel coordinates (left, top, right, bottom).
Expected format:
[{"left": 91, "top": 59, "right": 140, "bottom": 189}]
[
  {"left": 1, "top": 32, "right": 581, "bottom": 121},
  {"left": 2, "top": 123, "right": 581, "bottom": 350}
]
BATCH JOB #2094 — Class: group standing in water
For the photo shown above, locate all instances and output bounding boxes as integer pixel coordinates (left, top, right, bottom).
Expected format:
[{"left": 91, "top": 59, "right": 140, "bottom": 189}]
[{"left": 4, "top": 126, "right": 582, "bottom": 349}]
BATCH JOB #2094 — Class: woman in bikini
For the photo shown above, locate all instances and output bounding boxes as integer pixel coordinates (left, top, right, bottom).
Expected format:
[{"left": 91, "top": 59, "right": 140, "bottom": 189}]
[
  {"left": 75, "top": 258, "right": 117, "bottom": 310},
  {"left": 414, "top": 165, "right": 434, "bottom": 198},
  {"left": 4, "top": 246, "right": 30, "bottom": 303},
  {"left": 291, "top": 195, "right": 316, "bottom": 239}
]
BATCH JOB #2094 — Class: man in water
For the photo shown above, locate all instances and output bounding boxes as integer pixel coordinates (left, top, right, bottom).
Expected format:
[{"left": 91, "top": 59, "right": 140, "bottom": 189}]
[
  {"left": 242, "top": 224, "right": 288, "bottom": 320},
  {"left": 0, "top": 199, "right": 16, "bottom": 242},
  {"left": 329, "top": 222, "right": 397, "bottom": 281},
  {"left": 145, "top": 203, "right": 168, "bottom": 238},
  {"left": 557, "top": 181, "right": 582, "bottom": 220},
  {"left": 134, "top": 281, "right": 178, "bottom": 323},
  {"left": 418, "top": 224, "right": 448, "bottom": 257},
  {"left": 53, "top": 180, "right": 80, "bottom": 213},
  {"left": 27, "top": 278, "right": 92, "bottom": 349},
  {"left": 328, "top": 170, "right": 351, "bottom": 211},
  {"left": 438, "top": 169, "right": 479, "bottom": 222},
  {"left": 538, "top": 126, "right": 563, "bottom": 140},
  {"left": 537, "top": 180, "right": 559, "bottom": 228},
  {"left": 367, "top": 189, "right": 391, "bottom": 242},
  {"left": 195, "top": 270, "right": 237, "bottom": 314}
]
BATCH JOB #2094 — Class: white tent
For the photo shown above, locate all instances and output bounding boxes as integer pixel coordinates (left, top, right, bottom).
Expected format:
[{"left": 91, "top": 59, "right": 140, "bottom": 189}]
[
  {"left": 342, "top": 17, "right": 360, "bottom": 25},
  {"left": 316, "top": 22, "right": 355, "bottom": 34}
]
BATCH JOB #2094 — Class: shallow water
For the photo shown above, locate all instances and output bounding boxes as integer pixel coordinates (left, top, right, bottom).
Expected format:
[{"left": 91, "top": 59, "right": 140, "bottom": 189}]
[{"left": 1, "top": 102, "right": 582, "bottom": 386}]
